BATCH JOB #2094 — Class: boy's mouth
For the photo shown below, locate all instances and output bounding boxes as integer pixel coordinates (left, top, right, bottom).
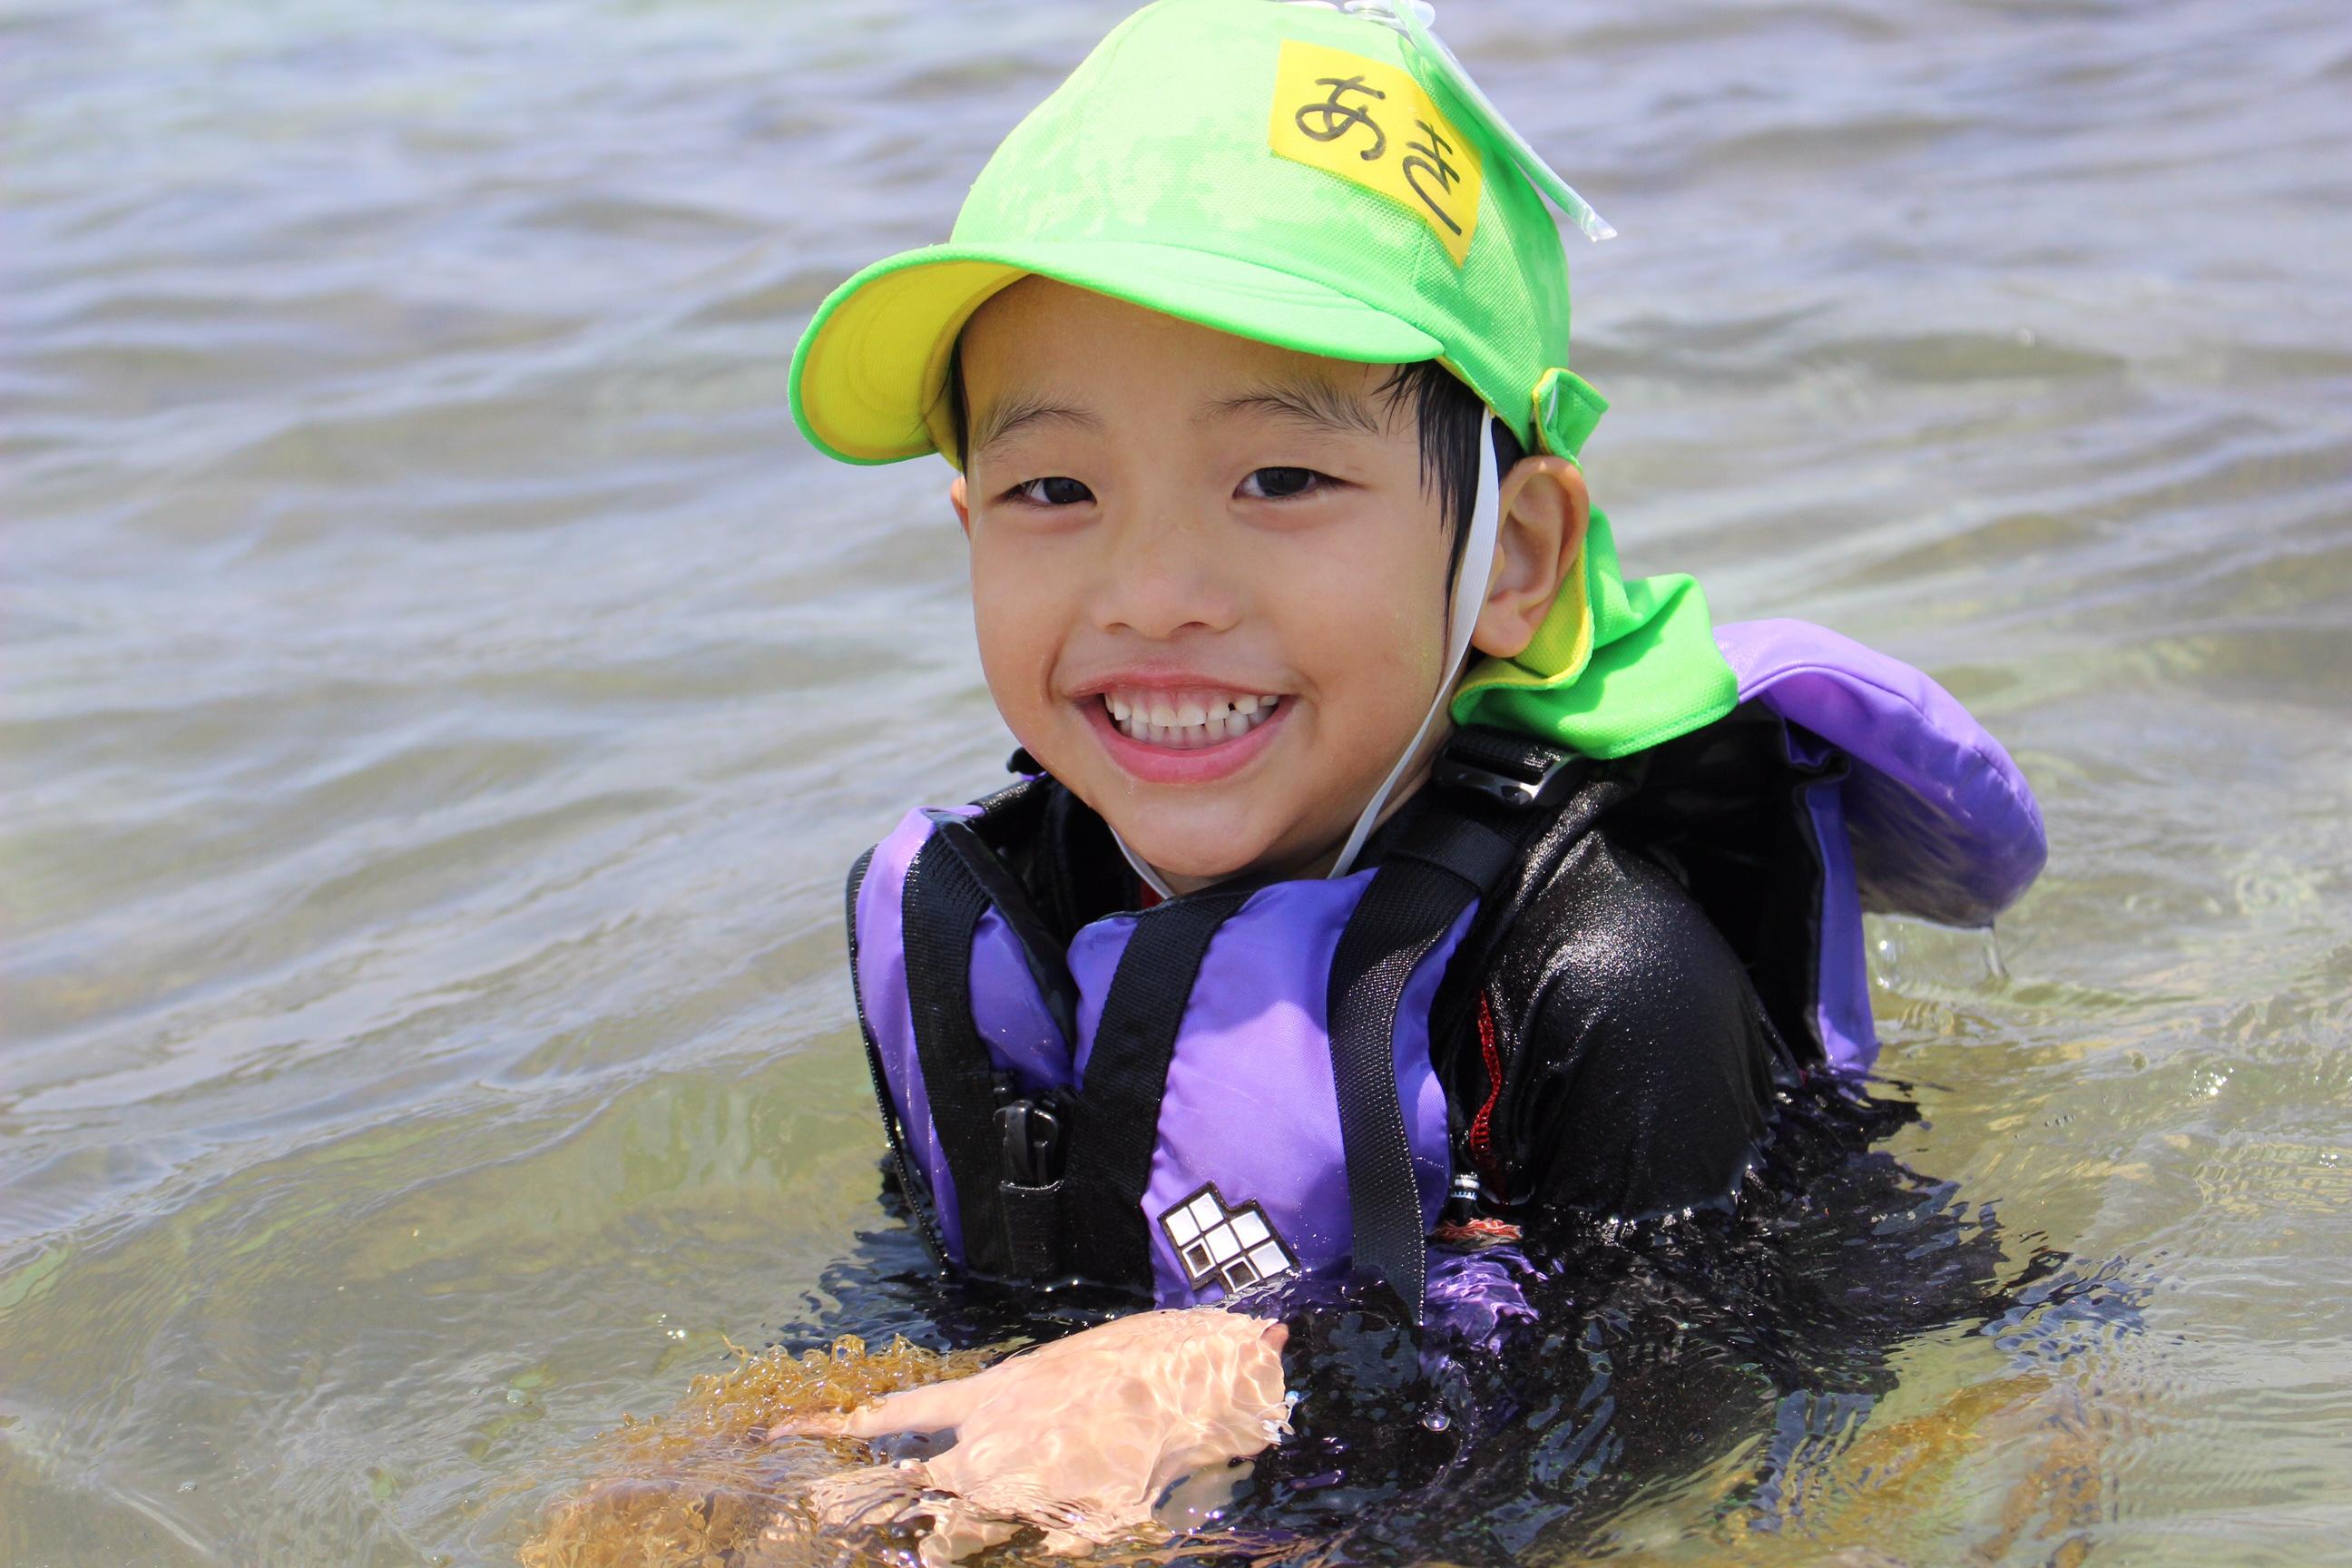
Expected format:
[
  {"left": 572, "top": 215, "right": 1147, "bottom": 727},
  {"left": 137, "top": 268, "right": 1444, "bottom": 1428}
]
[{"left": 1099, "top": 689, "right": 1281, "bottom": 750}]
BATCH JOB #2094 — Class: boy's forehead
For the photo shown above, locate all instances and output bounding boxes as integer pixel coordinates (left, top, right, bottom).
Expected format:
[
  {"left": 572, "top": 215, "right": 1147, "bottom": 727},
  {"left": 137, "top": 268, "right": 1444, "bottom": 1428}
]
[{"left": 962, "top": 277, "right": 1396, "bottom": 428}]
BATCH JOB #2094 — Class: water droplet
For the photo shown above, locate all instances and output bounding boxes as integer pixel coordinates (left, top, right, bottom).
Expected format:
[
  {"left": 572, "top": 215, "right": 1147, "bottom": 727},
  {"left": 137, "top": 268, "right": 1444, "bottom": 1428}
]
[{"left": 1421, "top": 1409, "right": 1450, "bottom": 1432}]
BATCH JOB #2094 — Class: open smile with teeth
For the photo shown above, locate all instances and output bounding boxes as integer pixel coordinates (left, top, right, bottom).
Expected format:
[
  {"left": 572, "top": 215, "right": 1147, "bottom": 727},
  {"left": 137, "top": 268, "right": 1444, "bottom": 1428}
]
[{"left": 1101, "top": 690, "right": 1281, "bottom": 750}]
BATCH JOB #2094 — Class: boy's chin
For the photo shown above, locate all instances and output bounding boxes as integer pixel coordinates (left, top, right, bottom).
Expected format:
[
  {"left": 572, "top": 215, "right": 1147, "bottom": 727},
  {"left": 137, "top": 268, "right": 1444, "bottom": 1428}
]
[
  {"left": 1112, "top": 811, "right": 1328, "bottom": 890},
  {"left": 1135, "top": 841, "right": 1260, "bottom": 886}
]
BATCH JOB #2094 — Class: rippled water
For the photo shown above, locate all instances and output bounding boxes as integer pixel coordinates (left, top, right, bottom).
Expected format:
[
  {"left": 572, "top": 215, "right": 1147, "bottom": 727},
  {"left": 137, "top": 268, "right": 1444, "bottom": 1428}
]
[{"left": 5, "top": 0, "right": 2348, "bottom": 1563}]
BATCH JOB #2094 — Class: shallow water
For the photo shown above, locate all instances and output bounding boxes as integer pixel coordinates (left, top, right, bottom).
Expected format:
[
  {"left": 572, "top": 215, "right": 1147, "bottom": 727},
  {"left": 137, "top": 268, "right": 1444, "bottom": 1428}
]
[{"left": 4, "top": 0, "right": 2349, "bottom": 1562}]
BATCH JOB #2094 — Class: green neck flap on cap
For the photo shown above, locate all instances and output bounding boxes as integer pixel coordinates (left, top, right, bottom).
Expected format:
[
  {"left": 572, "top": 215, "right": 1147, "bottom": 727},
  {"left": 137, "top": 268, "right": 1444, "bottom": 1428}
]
[{"left": 1451, "top": 509, "right": 1740, "bottom": 759}]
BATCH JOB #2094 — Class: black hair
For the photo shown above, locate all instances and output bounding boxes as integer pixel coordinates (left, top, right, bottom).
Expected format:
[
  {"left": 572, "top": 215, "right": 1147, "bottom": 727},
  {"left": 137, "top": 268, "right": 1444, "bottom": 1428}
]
[
  {"left": 943, "top": 343, "right": 1523, "bottom": 593},
  {"left": 1373, "top": 358, "right": 1525, "bottom": 594}
]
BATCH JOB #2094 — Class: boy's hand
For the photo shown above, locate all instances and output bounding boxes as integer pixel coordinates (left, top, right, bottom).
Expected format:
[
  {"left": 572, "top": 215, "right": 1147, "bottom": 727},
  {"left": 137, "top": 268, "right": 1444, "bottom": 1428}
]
[{"left": 769, "top": 1307, "right": 1290, "bottom": 1562}]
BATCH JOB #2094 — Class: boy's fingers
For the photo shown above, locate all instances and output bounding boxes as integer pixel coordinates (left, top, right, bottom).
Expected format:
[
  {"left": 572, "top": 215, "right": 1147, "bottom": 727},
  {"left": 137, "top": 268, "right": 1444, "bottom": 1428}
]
[
  {"left": 842, "top": 1376, "right": 985, "bottom": 1438},
  {"left": 917, "top": 1501, "right": 1020, "bottom": 1567},
  {"left": 768, "top": 1372, "right": 992, "bottom": 1444}
]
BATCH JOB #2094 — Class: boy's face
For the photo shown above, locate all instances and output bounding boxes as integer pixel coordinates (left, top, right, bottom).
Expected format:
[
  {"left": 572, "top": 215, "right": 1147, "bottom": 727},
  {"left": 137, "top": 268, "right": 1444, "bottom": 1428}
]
[{"left": 950, "top": 279, "right": 1550, "bottom": 890}]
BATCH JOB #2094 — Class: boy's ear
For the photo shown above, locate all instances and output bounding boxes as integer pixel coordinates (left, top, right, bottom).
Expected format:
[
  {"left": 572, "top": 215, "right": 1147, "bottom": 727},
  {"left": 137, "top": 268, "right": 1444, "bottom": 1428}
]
[
  {"left": 1471, "top": 456, "right": 1590, "bottom": 662},
  {"left": 948, "top": 473, "right": 973, "bottom": 539}
]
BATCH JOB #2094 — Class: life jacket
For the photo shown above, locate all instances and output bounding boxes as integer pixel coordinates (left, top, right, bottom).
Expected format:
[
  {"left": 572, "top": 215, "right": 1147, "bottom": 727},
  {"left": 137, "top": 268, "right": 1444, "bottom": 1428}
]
[{"left": 845, "top": 622, "right": 2044, "bottom": 1318}]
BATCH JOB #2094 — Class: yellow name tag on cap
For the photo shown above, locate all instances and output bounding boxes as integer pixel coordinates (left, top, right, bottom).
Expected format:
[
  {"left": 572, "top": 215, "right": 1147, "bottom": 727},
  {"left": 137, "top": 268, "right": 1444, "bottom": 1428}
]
[{"left": 1269, "top": 39, "right": 1483, "bottom": 266}]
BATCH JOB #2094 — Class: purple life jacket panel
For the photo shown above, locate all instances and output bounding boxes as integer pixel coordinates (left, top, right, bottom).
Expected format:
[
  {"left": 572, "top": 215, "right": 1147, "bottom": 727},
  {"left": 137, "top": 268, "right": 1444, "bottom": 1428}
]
[
  {"left": 1717, "top": 620, "right": 2047, "bottom": 1075},
  {"left": 855, "top": 815, "right": 1463, "bottom": 1307}
]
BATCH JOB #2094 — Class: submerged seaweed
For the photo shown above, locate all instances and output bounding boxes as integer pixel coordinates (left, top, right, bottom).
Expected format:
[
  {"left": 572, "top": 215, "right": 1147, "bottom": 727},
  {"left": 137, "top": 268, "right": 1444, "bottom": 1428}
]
[
  {"left": 516, "top": 1335, "right": 988, "bottom": 1568},
  {"left": 518, "top": 1081, "right": 2142, "bottom": 1567}
]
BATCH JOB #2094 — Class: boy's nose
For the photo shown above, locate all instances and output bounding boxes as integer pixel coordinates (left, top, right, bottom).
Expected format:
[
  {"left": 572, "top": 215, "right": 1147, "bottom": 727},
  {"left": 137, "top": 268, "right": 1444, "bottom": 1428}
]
[{"left": 1090, "top": 506, "right": 1245, "bottom": 642}]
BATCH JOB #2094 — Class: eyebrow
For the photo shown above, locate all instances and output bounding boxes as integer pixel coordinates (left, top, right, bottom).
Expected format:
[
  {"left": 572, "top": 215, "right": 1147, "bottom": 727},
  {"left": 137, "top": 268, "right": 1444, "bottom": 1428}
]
[
  {"left": 1201, "top": 377, "right": 1385, "bottom": 438},
  {"left": 970, "top": 396, "right": 1103, "bottom": 461}
]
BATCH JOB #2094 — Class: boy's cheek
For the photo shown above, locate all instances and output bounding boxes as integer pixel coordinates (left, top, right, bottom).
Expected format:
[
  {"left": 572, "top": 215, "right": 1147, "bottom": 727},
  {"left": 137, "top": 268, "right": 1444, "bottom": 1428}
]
[
  {"left": 1290, "top": 570, "right": 1446, "bottom": 707},
  {"left": 966, "top": 578, "right": 1057, "bottom": 727},
  {"left": 973, "top": 631, "right": 1057, "bottom": 735}
]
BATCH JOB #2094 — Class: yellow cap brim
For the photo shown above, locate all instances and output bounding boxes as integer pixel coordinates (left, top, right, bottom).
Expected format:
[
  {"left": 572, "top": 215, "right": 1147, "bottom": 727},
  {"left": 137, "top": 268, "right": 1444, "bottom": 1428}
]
[{"left": 789, "top": 240, "right": 1446, "bottom": 466}]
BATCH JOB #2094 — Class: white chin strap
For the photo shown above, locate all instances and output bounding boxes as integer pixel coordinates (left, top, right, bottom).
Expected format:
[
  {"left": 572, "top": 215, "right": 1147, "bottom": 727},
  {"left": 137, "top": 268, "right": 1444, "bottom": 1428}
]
[
  {"left": 1114, "top": 822, "right": 1178, "bottom": 902},
  {"left": 1113, "top": 416, "right": 1503, "bottom": 897}
]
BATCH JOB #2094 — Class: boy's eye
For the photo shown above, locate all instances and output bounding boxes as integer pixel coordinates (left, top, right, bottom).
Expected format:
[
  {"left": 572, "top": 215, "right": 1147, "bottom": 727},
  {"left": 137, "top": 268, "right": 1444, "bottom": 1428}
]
[
  {"left": 1007, "top": 475, "right": 1094, "bottom": 506},
  {"left": 1239, "top": 466, "right": 1327, "bottom": 501}
]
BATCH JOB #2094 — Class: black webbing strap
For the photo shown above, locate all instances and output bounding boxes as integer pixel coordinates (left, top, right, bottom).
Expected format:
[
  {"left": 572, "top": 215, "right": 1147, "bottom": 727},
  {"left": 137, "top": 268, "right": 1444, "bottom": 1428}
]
[
  {"left": 929, "top": 812, "right": 1082, "bottom": 1054},
  {"left": 1056, "top": 890, "right": 1251, "bottom": 1291},
  {"left": 898, "top": 836, "right": 1013, "bottom": 1278},
  {"left": 995, "top": 1171, "right": 1063, "bottom": 1281},
  {"left": 1327, "top": 803, "right": 1525, "bottom": 1320}
]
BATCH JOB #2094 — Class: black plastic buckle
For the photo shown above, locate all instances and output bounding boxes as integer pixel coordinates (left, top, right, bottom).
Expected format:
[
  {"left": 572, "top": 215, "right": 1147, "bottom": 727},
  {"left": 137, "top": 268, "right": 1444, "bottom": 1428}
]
[
  {"left": 995, "top": 1100, "right": 1063, "bottom": 1187},
  {"left": 1433, "top": 737, "right": 1583, "bottom": 810}
]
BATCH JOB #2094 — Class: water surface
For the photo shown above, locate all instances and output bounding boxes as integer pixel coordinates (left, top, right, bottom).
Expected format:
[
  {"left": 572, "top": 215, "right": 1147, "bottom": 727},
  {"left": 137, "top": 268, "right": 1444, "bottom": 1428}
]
[{"left": 5, "top": 0, "right": 2350, "bottom": 1563}]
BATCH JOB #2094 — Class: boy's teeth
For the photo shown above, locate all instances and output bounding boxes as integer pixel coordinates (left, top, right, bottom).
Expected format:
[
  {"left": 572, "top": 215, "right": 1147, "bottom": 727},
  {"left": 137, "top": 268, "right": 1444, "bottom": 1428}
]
[{"left": 1100, "top": 689, "right": 1281, "bottom": 750}]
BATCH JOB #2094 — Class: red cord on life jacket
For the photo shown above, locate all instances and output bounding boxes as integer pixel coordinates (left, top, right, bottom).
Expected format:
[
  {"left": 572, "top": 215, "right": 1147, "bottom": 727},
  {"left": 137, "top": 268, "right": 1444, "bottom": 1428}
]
[{"left": 1468, "top": 991, "right": 1503, "bottom": 1182}]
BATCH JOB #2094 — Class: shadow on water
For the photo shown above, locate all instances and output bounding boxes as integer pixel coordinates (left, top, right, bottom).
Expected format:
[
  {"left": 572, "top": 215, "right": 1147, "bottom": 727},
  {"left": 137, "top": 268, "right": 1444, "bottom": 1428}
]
[{"left": 515, "top": 1082, "right": 2146, "bottom": 1567}]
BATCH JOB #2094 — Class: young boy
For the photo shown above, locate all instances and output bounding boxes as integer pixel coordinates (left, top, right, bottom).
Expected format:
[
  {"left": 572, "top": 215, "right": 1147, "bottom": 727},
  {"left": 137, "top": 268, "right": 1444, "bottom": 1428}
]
[{"left": 783, "top": 0, "right": 2046, "bottom": 1544}]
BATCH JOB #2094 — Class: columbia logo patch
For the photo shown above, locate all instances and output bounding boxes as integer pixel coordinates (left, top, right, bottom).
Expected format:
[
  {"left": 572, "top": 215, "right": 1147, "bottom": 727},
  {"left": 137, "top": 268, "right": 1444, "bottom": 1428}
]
[{"left": 1159, "top": 1183, "right": 1298, "bottom": 1298}]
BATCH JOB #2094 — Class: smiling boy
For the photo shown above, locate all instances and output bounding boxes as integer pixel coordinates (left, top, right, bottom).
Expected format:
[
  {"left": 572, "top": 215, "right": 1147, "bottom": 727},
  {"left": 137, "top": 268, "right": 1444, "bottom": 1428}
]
[
  {"left": 948, "top": 279, "right": 1583, "bottom": 894},
  {"left": 789, "top": 0, "right": 2044, "bottom": 1327}
]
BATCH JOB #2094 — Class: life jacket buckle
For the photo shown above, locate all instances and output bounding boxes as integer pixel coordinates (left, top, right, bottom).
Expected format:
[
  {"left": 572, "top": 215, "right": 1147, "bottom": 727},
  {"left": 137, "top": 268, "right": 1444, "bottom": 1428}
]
[
  {"left": 995, "top": 1099, "right": 1063, "bottom": 1187},
  {"left": 1434, "top": 727, "right": 1583, "bottom": 810}
]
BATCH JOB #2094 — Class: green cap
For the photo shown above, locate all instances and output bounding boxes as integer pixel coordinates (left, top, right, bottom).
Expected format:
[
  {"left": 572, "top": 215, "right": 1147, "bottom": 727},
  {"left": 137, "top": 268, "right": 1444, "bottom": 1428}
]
[
  {"left": 789, "top": 0, "right": 1609, "bottom": 467},
  {"left": 790, "top": 0, "right": 1743, "bottom": 760}
]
